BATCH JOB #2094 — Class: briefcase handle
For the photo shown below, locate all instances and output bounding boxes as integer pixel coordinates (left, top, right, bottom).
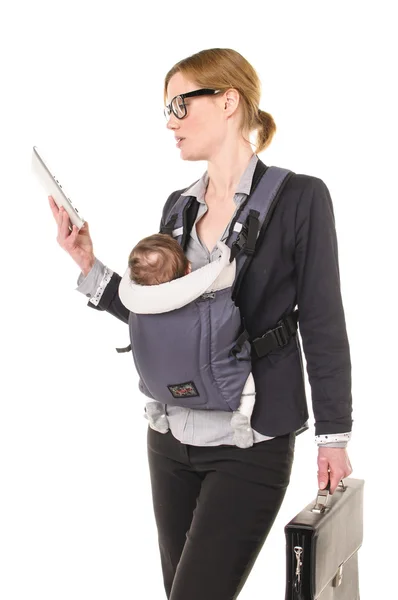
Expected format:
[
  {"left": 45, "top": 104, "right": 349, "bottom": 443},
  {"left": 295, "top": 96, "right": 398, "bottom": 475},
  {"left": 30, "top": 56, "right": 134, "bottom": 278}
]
[{"left": 312, "top": 478, "right": 347, "bottom": 513}]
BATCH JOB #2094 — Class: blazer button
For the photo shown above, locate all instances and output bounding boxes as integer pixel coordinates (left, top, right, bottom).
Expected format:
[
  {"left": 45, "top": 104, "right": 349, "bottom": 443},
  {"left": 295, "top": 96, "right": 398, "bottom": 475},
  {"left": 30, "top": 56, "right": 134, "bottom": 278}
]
[{"left": 86, "top": 293, "right": 91, "bottom": 298}]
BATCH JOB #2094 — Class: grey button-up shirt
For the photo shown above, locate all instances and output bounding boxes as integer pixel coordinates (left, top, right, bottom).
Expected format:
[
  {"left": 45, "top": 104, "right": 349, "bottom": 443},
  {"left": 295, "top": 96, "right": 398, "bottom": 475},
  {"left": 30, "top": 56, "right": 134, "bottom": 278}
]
[{"left": 76, "top": 153, "right": 350, "bottom": 448}]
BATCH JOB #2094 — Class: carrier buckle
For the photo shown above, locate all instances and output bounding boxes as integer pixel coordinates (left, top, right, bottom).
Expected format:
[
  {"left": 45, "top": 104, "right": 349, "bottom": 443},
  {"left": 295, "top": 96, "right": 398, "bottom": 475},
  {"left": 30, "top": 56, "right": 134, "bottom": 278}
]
[
  {"left": 264, "top": 324, "right": 289, "bottom": 347},
  {"left": 251, "top": 310, "right": 298, "bottom": 359}
]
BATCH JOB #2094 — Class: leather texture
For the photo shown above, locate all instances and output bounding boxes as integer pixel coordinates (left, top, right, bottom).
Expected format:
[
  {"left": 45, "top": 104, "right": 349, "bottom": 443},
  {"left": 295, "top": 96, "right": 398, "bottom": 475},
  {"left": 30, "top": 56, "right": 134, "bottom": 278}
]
[{"left": 284, "top": 477, "right": 364, "bottom": 599}]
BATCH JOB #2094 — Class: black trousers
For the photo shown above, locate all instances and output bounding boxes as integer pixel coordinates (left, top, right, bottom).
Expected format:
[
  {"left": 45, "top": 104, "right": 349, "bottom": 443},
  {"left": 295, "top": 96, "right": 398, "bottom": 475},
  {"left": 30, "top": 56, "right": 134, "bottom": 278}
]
[{"left": 146, "top": 426, "right": 295, "bottom": 600}]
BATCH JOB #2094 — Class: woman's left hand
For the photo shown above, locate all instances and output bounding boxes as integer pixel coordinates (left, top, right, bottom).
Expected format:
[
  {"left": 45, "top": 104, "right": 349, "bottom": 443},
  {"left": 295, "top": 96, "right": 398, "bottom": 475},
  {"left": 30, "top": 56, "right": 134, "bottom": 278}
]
[{"left": 317, "top": 447, "right": 353, "bottom": 494}]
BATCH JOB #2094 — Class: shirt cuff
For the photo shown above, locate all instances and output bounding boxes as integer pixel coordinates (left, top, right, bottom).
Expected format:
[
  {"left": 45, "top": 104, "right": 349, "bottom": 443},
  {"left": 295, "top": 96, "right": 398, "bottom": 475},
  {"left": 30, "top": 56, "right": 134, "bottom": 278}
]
[
  {"left": 316, "top": 432, "right": 351, "bottom": 448},
  {"left": 318, "top": 441, "right": 348, "bottom": 448},
  {"left": 75, "top": 258, "right": 114, "bottom": 305}
]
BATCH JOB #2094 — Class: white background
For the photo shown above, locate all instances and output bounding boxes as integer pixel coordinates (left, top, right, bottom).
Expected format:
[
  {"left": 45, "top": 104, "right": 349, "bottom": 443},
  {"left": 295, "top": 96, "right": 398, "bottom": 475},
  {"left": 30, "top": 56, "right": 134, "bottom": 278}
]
[{"left": 1, "top": 1, "right": 396, "bottom": 598}]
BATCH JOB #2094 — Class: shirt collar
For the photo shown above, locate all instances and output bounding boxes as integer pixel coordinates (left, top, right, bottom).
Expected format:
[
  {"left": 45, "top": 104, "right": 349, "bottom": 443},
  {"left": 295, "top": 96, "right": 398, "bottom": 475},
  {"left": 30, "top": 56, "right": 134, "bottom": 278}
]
[{"left": 181, "top": 154, "right": 259, "bottom": 204}]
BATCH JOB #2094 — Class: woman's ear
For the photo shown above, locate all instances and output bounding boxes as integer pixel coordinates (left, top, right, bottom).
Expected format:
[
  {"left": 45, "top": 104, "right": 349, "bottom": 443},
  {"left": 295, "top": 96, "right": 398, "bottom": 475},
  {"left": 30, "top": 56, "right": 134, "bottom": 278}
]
[{"left": 186, "top": 262, "right": 192, "bottom": 274}]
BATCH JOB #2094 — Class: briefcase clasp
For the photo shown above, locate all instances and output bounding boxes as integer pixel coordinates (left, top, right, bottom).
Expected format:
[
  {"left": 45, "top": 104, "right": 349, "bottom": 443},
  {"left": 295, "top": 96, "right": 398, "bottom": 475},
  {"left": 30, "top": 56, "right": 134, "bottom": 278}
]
[{"left": 333, "top": 563, "right": 344, "bottom": 587}]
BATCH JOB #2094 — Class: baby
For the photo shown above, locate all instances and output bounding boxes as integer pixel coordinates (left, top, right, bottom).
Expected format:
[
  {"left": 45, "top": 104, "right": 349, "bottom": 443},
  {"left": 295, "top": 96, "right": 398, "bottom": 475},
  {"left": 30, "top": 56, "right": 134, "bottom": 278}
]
[{"left": 128, "top": 233, "right": 256, "bottom": 448}]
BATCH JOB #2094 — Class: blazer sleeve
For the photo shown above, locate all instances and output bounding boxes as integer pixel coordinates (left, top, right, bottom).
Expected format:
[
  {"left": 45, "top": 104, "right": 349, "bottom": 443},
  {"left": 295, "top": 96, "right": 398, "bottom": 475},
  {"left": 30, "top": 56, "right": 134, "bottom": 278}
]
[
  {"left": 294, "top": 176, "right": 353, "bottom": 436},
  {"left": 86, "top": 270, "right": 130, "bottom": 325}
]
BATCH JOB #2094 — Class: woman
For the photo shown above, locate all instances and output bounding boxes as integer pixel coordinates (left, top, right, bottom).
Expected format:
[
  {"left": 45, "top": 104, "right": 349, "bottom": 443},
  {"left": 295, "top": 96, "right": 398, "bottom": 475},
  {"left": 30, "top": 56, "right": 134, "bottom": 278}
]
[{"left": 49, "top": 48, "right": 353, "bottom": 600}]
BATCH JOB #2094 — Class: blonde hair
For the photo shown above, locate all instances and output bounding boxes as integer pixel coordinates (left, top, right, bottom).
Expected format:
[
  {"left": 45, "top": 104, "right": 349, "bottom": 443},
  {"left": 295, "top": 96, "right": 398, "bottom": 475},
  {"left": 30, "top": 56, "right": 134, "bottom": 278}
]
[
  {"left": 164, "top": 48, "right": 276, "bottom": 154},
  {"left": 128, "top": 233, "right": 189, "bottom": 286}
]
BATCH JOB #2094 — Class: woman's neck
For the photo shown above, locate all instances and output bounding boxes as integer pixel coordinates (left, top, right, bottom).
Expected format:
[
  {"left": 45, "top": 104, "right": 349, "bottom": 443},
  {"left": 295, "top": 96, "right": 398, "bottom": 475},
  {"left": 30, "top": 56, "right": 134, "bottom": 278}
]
[{"left": 206, "top": 147, "right": 255, "bottom": 201}]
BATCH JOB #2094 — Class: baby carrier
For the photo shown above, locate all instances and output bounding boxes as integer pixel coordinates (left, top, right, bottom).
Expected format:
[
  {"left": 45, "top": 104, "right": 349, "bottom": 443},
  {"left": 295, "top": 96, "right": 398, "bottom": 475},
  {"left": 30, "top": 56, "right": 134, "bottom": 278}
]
[{"left": 116, "top": 166, "right": 299, "bottom": 412}]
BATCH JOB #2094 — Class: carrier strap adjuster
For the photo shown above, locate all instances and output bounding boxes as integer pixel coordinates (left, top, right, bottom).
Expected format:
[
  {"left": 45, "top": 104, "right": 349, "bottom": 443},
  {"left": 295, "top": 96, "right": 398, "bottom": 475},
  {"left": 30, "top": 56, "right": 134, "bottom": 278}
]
[
  {"left": 115, "top": 344, "right": 132, "bottom": 353},
  {"left": 230, "top": 210, "right": 260, "bottom": 261},
  {"left": 272, "top": 323, "right": 290, "bottom": 347},
  {"left": 228, "top": 329, "right": 250, "bottom": 360},
  {"left": 251, "top": 310, "right": 299, "bottom": 359}
]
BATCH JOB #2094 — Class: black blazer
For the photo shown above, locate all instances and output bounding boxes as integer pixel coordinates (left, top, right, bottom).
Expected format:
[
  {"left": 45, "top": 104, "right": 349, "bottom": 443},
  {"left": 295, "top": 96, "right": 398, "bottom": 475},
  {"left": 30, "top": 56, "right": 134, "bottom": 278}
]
[{"left": 87, "top": 158, "right": 353, "bottom": 438}]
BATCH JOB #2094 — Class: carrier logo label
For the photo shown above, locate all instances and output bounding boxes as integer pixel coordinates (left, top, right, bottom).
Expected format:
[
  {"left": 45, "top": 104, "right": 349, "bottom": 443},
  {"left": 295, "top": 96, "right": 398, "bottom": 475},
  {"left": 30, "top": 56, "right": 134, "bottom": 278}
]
[{"left": 167, "top": 381, "right": 199, "bottom": 398}]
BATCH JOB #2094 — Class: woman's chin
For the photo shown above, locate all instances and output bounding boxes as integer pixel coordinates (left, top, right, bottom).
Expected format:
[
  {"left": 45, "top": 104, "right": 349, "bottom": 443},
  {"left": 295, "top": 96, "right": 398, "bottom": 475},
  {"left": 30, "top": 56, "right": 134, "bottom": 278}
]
[{"left": 179, "top": 148, "right": 205, "bottom": 162}]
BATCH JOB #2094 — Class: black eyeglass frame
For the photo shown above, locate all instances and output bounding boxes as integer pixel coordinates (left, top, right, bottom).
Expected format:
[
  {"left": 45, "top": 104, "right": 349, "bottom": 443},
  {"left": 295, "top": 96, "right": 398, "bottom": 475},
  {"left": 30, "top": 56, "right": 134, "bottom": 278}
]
[{"left": 164, "top": 88, "right": 223, "bottom": 120}]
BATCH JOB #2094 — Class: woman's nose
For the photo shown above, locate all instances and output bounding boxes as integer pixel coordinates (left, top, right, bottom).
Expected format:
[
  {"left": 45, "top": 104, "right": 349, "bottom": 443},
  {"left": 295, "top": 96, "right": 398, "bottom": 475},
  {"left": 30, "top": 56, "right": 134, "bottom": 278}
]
[{"left": 166, "top": 112, "right": 180, "bottom": 130}]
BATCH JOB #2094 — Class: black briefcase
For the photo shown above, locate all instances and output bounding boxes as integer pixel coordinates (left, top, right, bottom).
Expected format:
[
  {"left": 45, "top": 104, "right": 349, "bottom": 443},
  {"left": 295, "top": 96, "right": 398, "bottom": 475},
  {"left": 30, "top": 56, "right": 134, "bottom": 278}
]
[{"left": 284, "top": 477, "right": 364, "bottom": 600}]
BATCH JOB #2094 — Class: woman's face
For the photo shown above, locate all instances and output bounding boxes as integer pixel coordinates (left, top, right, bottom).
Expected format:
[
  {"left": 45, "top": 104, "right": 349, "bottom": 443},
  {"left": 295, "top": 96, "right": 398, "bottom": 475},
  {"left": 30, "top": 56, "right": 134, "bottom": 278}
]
[{"left": 166, "top": 72, "right": 229, "bottom": 162}]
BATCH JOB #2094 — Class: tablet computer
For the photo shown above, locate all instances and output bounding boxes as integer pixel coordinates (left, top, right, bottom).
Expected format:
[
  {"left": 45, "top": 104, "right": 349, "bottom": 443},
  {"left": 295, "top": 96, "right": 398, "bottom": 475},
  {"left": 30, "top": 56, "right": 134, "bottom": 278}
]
[{"left": 32, "top": 146, "right": 86, "bottom": 231}]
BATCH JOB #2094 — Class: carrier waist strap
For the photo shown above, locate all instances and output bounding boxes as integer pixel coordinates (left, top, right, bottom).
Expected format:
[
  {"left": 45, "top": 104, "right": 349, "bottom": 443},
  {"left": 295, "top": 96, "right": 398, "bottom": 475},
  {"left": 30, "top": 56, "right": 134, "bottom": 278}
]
[{"left": 251, "top": 309, "right": 299, "bottom": 359}]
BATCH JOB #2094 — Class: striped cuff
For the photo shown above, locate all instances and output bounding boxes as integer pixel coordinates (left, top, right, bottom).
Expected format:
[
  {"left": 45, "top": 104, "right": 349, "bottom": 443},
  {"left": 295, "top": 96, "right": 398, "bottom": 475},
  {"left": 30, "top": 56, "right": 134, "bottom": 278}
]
[
  {"left": 88, "top": 266, "right": 114, "bottom": 306},
  {"left": 316, "top": 432, "right": 351, "bottom": 447}
]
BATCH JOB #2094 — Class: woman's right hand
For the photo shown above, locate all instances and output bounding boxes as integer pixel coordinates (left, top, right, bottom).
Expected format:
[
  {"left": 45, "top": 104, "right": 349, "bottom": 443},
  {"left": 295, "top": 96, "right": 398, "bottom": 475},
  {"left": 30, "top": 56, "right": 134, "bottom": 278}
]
[{"left": 48, "top": 195, "right": 95, "bottom": 276}]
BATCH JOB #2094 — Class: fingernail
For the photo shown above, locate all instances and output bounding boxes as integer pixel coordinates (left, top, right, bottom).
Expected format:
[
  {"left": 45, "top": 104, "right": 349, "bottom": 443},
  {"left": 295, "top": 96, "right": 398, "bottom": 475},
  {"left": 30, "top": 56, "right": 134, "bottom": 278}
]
[{"left": 320, "top": 481, "right": 325, "bottom": 489}]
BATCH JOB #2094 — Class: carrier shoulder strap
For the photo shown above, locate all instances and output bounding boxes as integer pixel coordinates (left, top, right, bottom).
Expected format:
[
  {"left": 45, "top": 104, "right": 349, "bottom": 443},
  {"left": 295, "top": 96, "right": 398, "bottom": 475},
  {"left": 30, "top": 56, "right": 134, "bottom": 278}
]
[
  {"left": 225, "top": 164, "right": 294, "bottom": 305},
  {"left": 224, "top": 165, "right": 299, "bottom": 361},
  {"left": 160, "top": 184, "right": 201, "bottom": 252}
]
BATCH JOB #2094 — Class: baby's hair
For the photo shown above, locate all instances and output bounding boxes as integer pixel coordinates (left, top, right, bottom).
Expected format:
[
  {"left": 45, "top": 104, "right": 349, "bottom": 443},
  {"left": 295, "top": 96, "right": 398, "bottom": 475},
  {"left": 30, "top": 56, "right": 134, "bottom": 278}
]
[{"left": 129, "top": 233, "right": 190, "bottom": 285}]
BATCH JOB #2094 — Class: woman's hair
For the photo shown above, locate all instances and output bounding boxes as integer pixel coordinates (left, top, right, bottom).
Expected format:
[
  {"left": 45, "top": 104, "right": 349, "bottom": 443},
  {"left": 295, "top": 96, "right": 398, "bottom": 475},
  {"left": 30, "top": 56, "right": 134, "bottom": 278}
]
[
  {"left": 164, "top": 48, "right": 276, "bottom": 154},
  {"left": 128, "top": 233, "right": 190, "bottom": 286}
]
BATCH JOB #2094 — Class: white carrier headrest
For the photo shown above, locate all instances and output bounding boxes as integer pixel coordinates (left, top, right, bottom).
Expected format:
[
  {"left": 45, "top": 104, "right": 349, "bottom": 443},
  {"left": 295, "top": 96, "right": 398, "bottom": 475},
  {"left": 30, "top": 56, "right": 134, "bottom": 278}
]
[{"left": 119, "top": 240, "right": 236, "bottom": 314}]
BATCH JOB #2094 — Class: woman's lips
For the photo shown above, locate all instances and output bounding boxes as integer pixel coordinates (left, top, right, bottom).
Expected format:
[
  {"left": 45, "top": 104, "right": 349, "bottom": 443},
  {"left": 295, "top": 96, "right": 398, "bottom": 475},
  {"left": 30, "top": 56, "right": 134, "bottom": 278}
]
[{"left": 176, "top": 138, "right": 185, "bottom": 147}]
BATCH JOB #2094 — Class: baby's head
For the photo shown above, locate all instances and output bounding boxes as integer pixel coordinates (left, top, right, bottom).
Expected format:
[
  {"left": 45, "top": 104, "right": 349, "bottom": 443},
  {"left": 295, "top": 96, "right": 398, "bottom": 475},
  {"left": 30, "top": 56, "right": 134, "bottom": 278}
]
[{"left": 128, "top": 233, "right": 191, "bottom": 286}]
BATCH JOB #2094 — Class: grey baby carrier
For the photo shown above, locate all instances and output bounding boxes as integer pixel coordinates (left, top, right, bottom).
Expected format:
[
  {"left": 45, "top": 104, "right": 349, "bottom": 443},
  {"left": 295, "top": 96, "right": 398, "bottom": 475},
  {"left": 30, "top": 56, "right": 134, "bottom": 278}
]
[{"left": 116, "top": 166, "right": 299, "bottom": 412}]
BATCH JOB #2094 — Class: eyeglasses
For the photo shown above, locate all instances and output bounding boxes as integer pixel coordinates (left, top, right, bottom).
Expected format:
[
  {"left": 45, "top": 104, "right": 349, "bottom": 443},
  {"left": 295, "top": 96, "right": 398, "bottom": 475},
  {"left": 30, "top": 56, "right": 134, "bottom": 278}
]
[{"left": 164, "top": 88, "right": 222, "bottom": 121}]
